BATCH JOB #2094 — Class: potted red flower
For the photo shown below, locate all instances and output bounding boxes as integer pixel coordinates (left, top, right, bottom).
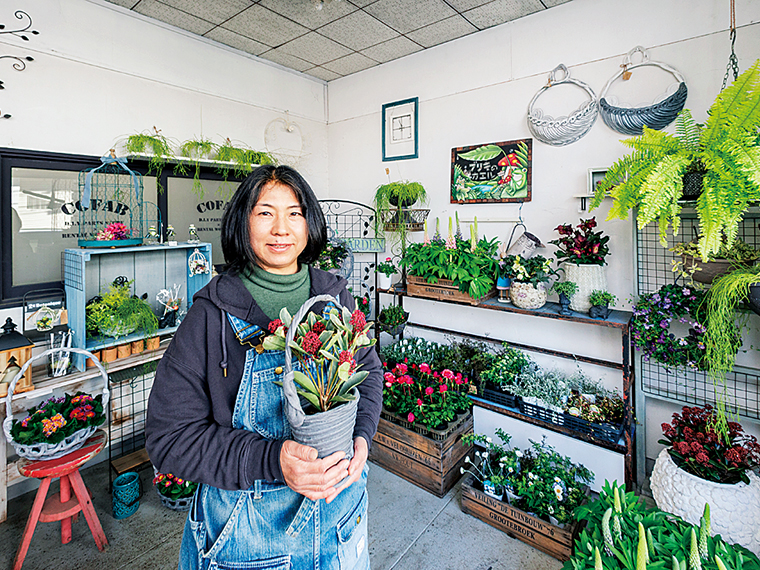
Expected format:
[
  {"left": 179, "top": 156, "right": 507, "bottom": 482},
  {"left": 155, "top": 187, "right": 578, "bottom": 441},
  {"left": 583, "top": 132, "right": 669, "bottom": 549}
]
[
  {"left": 549, "top": 217, "right": 610, "bottom": 313},
  {"left": 650, "top": 404, "right": 760, "bottom": 554}
]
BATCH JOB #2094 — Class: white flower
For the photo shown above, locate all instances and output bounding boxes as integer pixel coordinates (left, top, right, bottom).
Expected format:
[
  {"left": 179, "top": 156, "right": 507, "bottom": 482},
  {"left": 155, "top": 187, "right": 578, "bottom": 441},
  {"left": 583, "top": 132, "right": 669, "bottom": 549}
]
[
  {"left": 486, "top": 437, "right": 492, "bottom": 443},
  {"left": 548, "top": 506, "right": 554, "bottom": 514},
  {"left": 515, "top": 450, "right": 523, "bottom": 458},
  {"left": 508, "top": 467, "right": 514, "bottom": 473},
  {"left": 554, "top": 477, "right": 561, "bottom": 483},
  {"left": 460, "top": 467, "right": 466, "bottom": 474},
  {"left": 465, "top": 456, "right": 471, "bottom": 464}
]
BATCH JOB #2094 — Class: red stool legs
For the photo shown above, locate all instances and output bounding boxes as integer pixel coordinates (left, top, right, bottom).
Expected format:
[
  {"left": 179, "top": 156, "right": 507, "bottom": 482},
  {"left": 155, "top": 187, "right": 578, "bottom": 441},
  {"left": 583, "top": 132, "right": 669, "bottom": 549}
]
[{"left": 13, "top": 478, "right": 52, "bottom": 570}]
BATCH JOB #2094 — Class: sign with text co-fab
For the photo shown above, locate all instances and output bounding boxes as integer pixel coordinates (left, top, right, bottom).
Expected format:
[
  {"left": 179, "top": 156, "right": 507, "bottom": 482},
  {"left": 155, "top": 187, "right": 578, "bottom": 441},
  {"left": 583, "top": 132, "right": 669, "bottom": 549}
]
[{"left": 451, "top": 138, "right": 532, "bottom": 204}]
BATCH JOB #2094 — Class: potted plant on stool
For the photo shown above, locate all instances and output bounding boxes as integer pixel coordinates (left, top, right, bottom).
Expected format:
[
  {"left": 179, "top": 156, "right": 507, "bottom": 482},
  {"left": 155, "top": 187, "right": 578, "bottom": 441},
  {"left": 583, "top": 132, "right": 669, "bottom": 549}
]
[
  {"left": 650, "top": 404, "right": 760, "bottom": 555},
  {"left": 588, "top": 290, "right": 616, "bottom": 320},
  {"left": 550, "top": 281, "right": 578, "bottom": 316}
]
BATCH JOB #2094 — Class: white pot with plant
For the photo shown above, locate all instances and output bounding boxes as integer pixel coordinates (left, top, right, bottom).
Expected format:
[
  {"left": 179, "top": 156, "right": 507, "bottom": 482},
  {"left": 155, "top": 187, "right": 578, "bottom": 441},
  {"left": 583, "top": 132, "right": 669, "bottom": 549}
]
[{"left": 375, "top": 257, "right": 397, "bottom": 290}]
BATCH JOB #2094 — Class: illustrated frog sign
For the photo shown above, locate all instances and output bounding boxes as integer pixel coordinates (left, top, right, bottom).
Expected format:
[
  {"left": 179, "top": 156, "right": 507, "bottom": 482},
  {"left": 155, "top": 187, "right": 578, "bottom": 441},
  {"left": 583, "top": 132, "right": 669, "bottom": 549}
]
[{"left": 451, "top": 139, "right": 532, "bottom": 203}]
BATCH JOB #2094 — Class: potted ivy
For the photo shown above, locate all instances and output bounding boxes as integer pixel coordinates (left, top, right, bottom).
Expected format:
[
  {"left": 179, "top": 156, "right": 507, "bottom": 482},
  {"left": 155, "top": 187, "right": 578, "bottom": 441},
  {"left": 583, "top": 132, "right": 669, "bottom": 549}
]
[
  {"left": 671, "top": 238, "right": 759, "bottom": 284},
  {"left": 588, "top": 290, "right": 616, "bottom": 320},
  {"left": 589, "top": 60, "right": 760, "bottom": 261},
  {"left": 502, "top": 254, "right": 558, "bottom": 310},
  {"left": 550, "top": 281, "right": 578, "bottom": 316}
]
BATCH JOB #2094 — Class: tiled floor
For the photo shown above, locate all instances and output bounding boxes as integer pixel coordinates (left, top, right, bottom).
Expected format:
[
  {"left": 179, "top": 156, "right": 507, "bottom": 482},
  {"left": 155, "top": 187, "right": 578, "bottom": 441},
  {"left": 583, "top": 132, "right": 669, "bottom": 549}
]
[{"left": 0, "top": 457, "right": 563, "bottom": 570}]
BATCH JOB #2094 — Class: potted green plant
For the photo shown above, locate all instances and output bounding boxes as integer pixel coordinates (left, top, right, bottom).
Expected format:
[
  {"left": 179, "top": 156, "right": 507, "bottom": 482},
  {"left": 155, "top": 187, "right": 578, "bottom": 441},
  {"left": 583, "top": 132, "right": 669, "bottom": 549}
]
[
  {"left": 124, "top": 128, "right": 176, "bottom": 192},
  {"left": 479, "top": 343, "right": 535, "bottom": 407},
  {"left": 153, "top": 470, "right": 199, "bottom": 511},
  {"left": 373, "top": 180, "right": 428, "bottom": 252},
  {"left": 377, "top": 304, "right": 409, "bottom": 337},
  {"left": 671, "top": 237, "right": 759, "bottom": 284},
  {"left": 589, "top": 60, "right": 760, "bottom": 261},
  {"left": 502, "top": 254, "right": 558, "bottom": 310},
  {"left": 550, "top": 217, "right": 610, "bottom": 312},
  {"left": 551, "top": 281, "right": 578, "bottom": 316},
  {"left": 588, "top": 290, "right": 616, "bottom": 320},
  {"left": 402, "top": 220, "right": 499, "bottom": 302},
  {"left": 649, "top": 404, "right": 760, "bottom": 556},
  {"left": 375, "top": 256, "right": 398, "bottom": 290},
  {"left": 85, "top": 280, "right": 159, "bottom": 340}
]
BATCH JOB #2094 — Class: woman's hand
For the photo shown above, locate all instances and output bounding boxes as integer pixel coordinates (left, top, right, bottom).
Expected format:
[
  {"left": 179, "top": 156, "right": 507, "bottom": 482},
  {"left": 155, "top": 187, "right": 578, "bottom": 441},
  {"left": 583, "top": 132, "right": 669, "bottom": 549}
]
[
  {"left": 327, "top": 437, "right": 368, "bottom": 504},
  {"left": 280, "top": 440, "right": 349, "bottom": 501}
]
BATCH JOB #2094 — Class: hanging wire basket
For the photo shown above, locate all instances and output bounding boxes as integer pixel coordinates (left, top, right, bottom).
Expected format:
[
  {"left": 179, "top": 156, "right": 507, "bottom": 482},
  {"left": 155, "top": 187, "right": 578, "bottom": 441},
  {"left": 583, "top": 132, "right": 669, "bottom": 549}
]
[
  {"left": 599, "top": 46, "right": 688, "bottom": 136},
  {"left": 380, "top": 208, "right": 430, "bottom": 232},
  {"left": 527, "top": 64, "right": 599, "bottom": 147},
  {"left": 3, "top": 347, "right": 110, "bottom": 461}
]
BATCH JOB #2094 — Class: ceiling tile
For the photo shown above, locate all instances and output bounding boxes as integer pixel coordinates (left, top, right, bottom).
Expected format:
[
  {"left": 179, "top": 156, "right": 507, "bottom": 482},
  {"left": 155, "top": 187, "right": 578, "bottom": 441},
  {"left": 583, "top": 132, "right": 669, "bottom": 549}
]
[
  {"left": 106, "top": 0, "right": 140, "bottom": 8},
  {"left": 304, "top": 66, "right": 341, "bottom": 81},
  {"left": 346, "top": 0, "right": 376, "bottom": 7},
  {"left": 463, "top": 0, "right": 545, "bottom": 29},
  {"left": 222, "top": 5, "right": 309, "bottom": 48},
  {"left": 205, "top": 27, "right": 270, "bottom": 55},
  {"left": 444, "top": 0, "right": 493, "bottom": 10},
  {"left": 360, "top": 36, "right": 422, "bottom": 63},
  {"left": 406, "top": 15, "right": 477, "bottom": 48},
  {"left": 258, "top": 48, "right": 315, "bottom": 72},
  {"left": 542, "top": 0, "right": 572, "bottom": 6},
  {"left": 364, "top": 0, "right": 456, "bottom": 34},
  {"left": 134, "top": 0, "right": 216, "bottom": 35},
  {"left": 278, "top": 32, "right": 352, "bottom": 65},
  {"left": 155, "top": 0, "right": 251, "bottom": 25},
  {"left": 322, "top": 52, "right": 377, "bottom": 75},
  {"left": 260, "top": 0, "right": 358, "bottom": 29},
  {"left": 318, "top": 10, "right": 398, "bottom": 51}
]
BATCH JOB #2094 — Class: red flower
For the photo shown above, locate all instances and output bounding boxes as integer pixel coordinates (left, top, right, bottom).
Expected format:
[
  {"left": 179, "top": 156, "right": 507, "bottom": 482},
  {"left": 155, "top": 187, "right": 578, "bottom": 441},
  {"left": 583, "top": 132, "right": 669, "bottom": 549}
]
[
  {"left": 417, "top": 399, "right": 423, "bottom": 406},
  {"left": 395, "top": 363, "right": 408, "bottom": 374},
  {"left": 384, "top": 372, "right": 395, "bottom": 383},
  {"left": 425, "top": 387, "right": 434, "bottom": 396},
  {"left": 301, "top": 331, "right": 322, "bottom": 356},
  {"left": 695, "top": 452, "right": 709, "bottom": 466},
  {"left": 338, "top": 350, "right": 356, "bottom": 373},
  {"left": 419, "top": 363, "right": 431, "bottom": 374},
  {"left": 439, "top": 384, "right": 447, "bottom": 393},
  {"left": 407, "top": 412, "right": 415, "bottom": 423},
  {"left": 268, "top": 319, "right": 284, "bottom": 333},
  {"left": 442, "top": 369, "right": 454, "bottom": 380},
  {"left": 349, "top": 309, "right": 366, "bottom": 333},
  {"left": 312, "top": 321, "right": 326, "bottom": 334}
]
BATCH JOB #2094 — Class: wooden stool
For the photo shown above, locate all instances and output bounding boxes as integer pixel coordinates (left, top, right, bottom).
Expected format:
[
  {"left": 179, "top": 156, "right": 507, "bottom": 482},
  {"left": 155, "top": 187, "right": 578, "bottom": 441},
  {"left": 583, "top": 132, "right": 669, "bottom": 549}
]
[{"left": 13, "top": 430, "right": 109, "bottom": 570}]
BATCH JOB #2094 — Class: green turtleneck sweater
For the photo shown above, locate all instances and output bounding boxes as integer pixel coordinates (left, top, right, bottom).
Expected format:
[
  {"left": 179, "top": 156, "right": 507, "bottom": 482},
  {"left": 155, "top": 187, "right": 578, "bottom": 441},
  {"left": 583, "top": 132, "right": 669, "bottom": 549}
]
[{"left": 240, "top": 264, "right": 311, "bottom": 321}]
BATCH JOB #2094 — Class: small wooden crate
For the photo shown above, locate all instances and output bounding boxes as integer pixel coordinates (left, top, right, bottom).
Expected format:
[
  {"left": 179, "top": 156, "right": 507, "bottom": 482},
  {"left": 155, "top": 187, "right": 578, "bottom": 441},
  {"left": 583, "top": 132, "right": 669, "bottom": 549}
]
[
  {"left": 369, "top": 412, "right": 473, "bottom": 498},
  {"left": 406, "top": 275, "right": 496, "bottom": 306},
  {"left": 460, "top": 475, "right": 582, "bottom": 561}
]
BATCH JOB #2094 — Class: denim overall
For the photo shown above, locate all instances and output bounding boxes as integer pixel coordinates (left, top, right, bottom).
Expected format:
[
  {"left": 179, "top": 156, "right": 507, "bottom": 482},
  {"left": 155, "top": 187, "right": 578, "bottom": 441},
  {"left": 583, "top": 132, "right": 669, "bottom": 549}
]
[{"left": 178, "top": 313, "right": 370, "bottom": 570}]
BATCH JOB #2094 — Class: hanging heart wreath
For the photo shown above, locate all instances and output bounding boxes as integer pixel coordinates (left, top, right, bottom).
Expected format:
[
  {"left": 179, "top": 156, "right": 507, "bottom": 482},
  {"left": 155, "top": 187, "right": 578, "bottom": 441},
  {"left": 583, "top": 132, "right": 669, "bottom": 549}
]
[{"left": 631, "top": 284, "right": 711, "bottom": 370}]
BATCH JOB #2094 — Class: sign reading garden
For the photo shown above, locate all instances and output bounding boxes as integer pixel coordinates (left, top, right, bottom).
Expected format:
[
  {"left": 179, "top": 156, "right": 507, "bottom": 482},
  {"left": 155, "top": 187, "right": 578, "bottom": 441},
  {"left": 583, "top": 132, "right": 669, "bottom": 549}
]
[{"left": 450, "top": 138, "right": 532, "bottom": 203}]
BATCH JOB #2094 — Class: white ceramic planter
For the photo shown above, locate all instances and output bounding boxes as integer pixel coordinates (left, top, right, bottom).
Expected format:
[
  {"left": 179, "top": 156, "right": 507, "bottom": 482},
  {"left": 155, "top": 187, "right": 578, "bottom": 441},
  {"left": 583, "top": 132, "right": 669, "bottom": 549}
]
[
  {"left": 377, "top": 273, "right": 393, "bottom": 290},
  {"left": 650, "top": 448, "right": 760, "bottom": 555},
  {"left": 564, "top": 264, "right": 607, "bottom": 313},
  {"left": 509, "top": 281, "right": 547, "bottom": 310}
]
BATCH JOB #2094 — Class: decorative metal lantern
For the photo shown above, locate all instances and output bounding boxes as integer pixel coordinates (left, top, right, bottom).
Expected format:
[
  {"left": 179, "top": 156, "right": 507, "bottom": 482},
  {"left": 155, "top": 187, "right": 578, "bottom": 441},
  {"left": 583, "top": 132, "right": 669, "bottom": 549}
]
[
  {"left": 0, "top": 318, "right": 34, "bottom": 398},
  {"left": 77, "top": 151, "right": 144, "bottom": 247}
]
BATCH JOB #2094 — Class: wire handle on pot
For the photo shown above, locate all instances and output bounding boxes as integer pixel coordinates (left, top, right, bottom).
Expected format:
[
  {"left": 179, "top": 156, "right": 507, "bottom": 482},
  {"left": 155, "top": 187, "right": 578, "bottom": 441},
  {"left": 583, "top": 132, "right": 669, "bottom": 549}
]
[
  {"left": 3, "top": 346, "right": 111, "bottom": 445},
  {"left": 282, "top": 294, "right": 342, "bottom": 429}
]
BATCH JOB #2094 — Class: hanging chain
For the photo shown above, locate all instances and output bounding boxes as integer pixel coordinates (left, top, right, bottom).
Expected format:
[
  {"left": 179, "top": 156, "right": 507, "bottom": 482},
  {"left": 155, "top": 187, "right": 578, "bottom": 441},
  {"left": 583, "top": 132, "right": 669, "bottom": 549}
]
[{"left": 721, "top": 0, "right": 739, "bottom": 90}]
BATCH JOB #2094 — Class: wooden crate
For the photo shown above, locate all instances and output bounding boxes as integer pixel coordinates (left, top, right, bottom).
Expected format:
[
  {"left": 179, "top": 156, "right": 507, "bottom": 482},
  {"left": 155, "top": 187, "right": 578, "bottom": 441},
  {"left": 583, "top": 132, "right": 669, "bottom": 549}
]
[
  {"left": 406, "top": 275, "right": 496, "bottom": 306},
  {"left": 369, "top": 412, "right": 473, "bottom": 498},
  {"left": 460, "top": 475, "right": 582, "bottom": 561}
]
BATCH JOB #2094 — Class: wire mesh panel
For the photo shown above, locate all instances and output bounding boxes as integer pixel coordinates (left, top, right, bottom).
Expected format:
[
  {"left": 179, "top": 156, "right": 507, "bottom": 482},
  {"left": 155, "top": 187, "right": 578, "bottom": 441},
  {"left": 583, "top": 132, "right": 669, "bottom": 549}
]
[
  {"left": 319, "top": 200, "right": 379, "bottom": 316},
  {"left": 108, "top": 362, "right": 157, "bottom": 460},
  {"left": 636, "top": 209, "right": 760, "bottom": 420}
]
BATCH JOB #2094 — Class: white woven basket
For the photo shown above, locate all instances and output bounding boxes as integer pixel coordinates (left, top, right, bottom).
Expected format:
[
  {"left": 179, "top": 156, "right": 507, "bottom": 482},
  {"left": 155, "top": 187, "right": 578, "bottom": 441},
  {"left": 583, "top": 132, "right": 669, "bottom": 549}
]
[{"left": 3, "top": 347, "right": 110, "bottom": 461}]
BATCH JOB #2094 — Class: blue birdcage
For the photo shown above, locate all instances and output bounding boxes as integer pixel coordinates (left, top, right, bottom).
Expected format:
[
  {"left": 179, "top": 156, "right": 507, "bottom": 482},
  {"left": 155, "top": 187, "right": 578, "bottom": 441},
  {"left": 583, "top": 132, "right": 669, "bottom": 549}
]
[{"left": 77, "top": 153, "right": 144, "bottom": 247}]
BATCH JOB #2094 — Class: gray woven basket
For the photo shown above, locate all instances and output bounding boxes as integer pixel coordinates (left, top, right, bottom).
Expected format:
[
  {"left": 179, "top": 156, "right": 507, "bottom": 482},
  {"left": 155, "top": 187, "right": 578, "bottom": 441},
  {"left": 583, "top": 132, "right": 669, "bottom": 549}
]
[{"left": 282, "top": 294, "right": 359, "bottom": 459}]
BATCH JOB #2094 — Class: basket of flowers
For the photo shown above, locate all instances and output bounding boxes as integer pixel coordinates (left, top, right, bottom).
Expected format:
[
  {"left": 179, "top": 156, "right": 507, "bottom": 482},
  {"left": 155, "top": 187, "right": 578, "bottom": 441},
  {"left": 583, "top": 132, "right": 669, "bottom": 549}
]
[
  {"left": 3, "top": 347, "right": 109, "bottom": 461},
  {"left": 153, "top": 468, "right": 198, "bottom": 511}
]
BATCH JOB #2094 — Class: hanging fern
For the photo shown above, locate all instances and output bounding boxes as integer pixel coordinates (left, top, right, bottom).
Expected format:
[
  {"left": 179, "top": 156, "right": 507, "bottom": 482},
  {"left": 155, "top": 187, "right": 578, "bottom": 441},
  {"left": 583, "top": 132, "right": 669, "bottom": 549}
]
[
  {"left": 179, "top": 138, "right": 217, "bottom": 198},
  {"left": 124, "top": 129, "right": 176, "bottom": 192},
  {"left": 592, "top": 59, "right": 760, "bottom": 260}
]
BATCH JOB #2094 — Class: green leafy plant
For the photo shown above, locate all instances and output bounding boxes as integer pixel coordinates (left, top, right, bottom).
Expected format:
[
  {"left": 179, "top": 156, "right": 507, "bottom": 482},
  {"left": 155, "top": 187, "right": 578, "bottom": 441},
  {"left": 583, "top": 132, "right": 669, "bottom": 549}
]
[
  {"left": 550, "top": 217, "right": 610, "bottom": 266},
  {"left": 671, "top": 238, "right": 760, "bottom": 264},
  {"left": 461, "top": 431, "right": 593, "bottom": 524},
  {"left": 501, "top": 254, "right": 558, "bottom": 286},
  {"left": 590, "top": 60, "right": 760, "bottom": 260},
  {"left": 480, "top": 344, "right": 535, "bottom": 393},
  {"left": 262, "top": 305, "right": 375, "bottom": 412},
  {"left": 215, "top": 138, "right": 275, "bottom": 196},
  {"left": 11, "top": 392, "right": 105, "bottom": 446},
  {"left": 589, "top": 290, "right": 616, "bottom": 307},
  {"left": 552, "top": 281, "right": 579, "bottom": 298},
  {"left": 402, "top": 227, "right": 500, "bottom": 299},
  {"left": 375, "top": 257, "right": 397, "bottom": 277},
  {"left": 378, "top": 304, "right": 407, "bottom": 327},
  {"left": 567, "top": 480, "right": 760, "bottom": 570},
  {"left": 313, "top": 237, "right": 350, "bottom": 272},
  {"left": 178, "top": 137, "right": 217, "bottom": 197},
  {"left": 373, "top": 180, "right": 427, "bottom": 216},
  {"left": 124, "top": 128, "right": 176, "bottom": 192},
  {"left": 85, "top": 280, "right": 159, "bottom": 340}
]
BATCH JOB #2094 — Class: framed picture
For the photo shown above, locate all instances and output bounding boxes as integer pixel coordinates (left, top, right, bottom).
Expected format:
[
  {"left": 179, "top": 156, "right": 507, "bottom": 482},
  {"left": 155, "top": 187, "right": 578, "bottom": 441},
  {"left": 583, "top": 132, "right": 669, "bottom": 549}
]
[
  {"left": 587, "top": 168, "right": 608, "bottom": 196},
  {"left": 382, "top": 97, "right": 418, "bottom": 161},
  {"left": 451, "top": 138, "right": 532, "bottom": 204}
]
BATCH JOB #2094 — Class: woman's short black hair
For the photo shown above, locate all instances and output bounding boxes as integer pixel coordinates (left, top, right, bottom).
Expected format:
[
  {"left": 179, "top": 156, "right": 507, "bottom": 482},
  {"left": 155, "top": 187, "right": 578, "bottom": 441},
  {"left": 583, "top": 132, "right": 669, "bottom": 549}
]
[{"left": 221, "top": 165, "right": 327, "bottom": 274}]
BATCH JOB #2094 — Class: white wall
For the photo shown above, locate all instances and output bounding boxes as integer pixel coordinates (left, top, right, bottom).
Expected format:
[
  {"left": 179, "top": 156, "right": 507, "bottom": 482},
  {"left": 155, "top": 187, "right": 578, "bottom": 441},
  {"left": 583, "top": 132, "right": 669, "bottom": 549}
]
[
  {"left": 0, "top": 0, "right": 329, "bottom": 186},
  {"left": 326, "top": 0, "right": 760, "bottom": 472}
]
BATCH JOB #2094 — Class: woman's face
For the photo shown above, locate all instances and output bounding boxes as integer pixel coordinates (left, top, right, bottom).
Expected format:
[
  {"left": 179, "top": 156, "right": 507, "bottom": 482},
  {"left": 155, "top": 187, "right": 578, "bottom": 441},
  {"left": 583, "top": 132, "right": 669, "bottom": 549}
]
[{"left": 248, "top": 182, "right": 308, "bottom": 275}]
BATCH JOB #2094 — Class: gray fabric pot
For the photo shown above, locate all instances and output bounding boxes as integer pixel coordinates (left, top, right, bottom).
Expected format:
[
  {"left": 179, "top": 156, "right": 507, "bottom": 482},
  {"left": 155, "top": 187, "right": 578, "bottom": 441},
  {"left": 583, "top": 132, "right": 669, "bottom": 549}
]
[{"left": 282, "top": 294, "right": 359, "bottom": 459}]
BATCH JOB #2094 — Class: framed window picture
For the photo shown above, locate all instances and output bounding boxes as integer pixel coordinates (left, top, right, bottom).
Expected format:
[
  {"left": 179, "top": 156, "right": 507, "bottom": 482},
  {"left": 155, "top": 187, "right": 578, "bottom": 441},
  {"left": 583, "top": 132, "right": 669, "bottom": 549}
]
[
  {"left": 382, "top": 97, "right": 418, "bottom": 162},
  {"left": 587, "top": 168, "right": 608, "bottom": 196}
]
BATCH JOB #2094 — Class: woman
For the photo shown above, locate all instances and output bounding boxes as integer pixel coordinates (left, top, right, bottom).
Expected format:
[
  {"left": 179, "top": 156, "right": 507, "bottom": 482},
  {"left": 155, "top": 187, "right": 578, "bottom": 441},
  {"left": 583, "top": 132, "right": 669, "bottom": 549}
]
[{"left": 146, "top": 165, "right": 383, "bottom": 570}]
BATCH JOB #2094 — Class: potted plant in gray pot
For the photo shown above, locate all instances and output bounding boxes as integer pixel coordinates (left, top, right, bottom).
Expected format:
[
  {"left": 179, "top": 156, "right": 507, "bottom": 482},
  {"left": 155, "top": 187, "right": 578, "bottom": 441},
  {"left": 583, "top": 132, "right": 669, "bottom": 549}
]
[
  {"left": 262, "top": 295, "right": 376, "bottom": 459},
  {"left": 588, "top": 290, "right": 616, "bottom": 320},
  {"left": 550, "top": 281, "right": 578, "bottom": 316}
]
